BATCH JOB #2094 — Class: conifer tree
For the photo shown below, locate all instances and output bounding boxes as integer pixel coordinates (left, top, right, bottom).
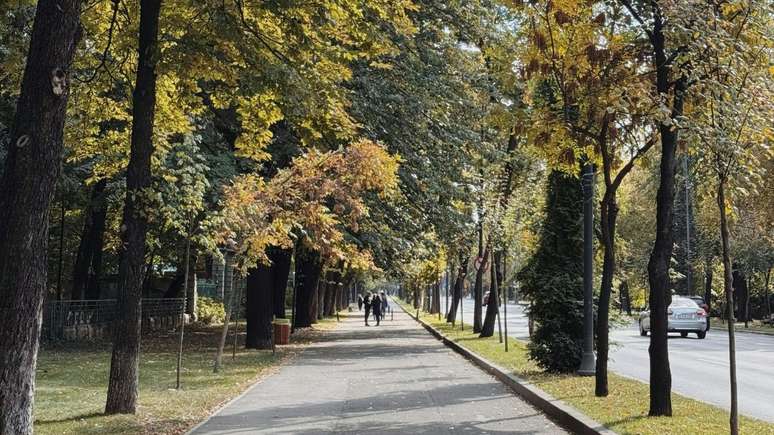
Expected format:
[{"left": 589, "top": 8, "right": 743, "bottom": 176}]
[{"left": 518, "top": 170, "right": 584, "bottom": 373}]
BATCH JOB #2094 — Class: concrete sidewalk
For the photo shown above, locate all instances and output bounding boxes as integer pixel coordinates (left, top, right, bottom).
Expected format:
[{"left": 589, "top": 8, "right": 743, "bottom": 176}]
[{"left": 190, "top": 307, "right": 567, "bottom": 434}]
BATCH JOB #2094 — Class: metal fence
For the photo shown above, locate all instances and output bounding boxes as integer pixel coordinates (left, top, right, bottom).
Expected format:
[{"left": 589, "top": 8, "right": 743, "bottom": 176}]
[{"left": 42, "top": 298, "right": 184, "bottom": 341}]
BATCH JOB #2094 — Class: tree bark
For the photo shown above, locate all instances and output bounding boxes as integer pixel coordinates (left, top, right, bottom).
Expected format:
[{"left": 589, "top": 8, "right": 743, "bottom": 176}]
[
  {"left": 620, "top": 281, "right": 631, "bottom": 316},
  {"left": 732, "top": 268, "right": 747, "bottom": 323},
  {"left": 717, "top": 177, "right": 739, "bottom": 435},
  {"left": 596, "top": 191, "right": 619, "bottom": 397},
  {"left": 765, "top": 266, "right": 771, "bottom": 325},
  {"left": 431, "top": 280, "right": 441, "bottom": 314},
  {"left": 214, "top": 272, "right": 236, "bottom": 373},
  {"left": 316, "top": 279, "right": 323, "bottom": 321},
  {"left": 245, "top": 264, "right": 273, "bottom": 349},
  {"left": 293, "top": 243, "right": 322, "bottom": 328},
  {"left": 323, "top": 270, "right": 340, "bottom": 317},
  {"left": 165, "top": 248, "right": 197, "bottom": 320},
  {"left": 446, "top": 255, "right": 469, "bottom": 324},
  {"left": 0, "top": 1, "right": 82, "bottom": 432},
  {"left": 480, "top": 251, "right": 502, "bottom": 337},
  {"left": 270, "top": 247, "right": 292, "bottom": 318},
  {"left": 185, "top": 253, "right": 197, "bottom": 320},
  {"left": 105, "top": 0, "right": 162, "bottom": 415},
  {"left": 645, "top": 11, "right": 684, "bottom": 416},
  {"left": 71, "top": 179, "right": 108, "bottom": 300},
  {"left": 705, "top": 257, "right": 714, "bottom": 317},
  {"left": 473, "top": 244, "right": 489, "bottom": 333},
  {"left": 473, "top": 221, "right": 486, "bottom": 332}
]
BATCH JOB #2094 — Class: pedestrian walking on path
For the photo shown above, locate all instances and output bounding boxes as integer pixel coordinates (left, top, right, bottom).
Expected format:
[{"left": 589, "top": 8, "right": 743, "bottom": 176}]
[
  {"left": 381, "top": 291, "right": 390, "bottom": 314},
  {"left": 357, "top": 294, "right": 363, "bottom": 311},
  {"left": 363, "top": 292, "right": 372, "bottom": 326},
  {"left": 189, "top": 306, "right": 566, "bottom": 434},
  {"left": 372, "top": 293, "right": 383, "bottom": 326}
]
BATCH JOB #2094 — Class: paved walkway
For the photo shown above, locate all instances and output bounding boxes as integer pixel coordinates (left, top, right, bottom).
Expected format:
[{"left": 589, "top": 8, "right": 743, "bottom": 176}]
[{"left": 190, "top": 306, "right": 567, "bottom": 434}]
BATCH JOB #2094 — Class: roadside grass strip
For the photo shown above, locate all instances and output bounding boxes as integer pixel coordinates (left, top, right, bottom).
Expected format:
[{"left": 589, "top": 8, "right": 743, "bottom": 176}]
[
  {"left": 34, "top": 318, "right": 337, "bottom": 434},
  {"left": 399, "top": 300, "right": 774, "bottom": 435},
  {"left": 709, "top": 317, "right": 774, "bottom": 336}
]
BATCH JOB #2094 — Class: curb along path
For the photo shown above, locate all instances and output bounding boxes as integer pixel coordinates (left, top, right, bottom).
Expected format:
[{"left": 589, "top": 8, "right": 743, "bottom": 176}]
[
  {"left": 190, "top": 307, "right": 567, "bottom": 434},
  {"left": 399, "top": 302, "right": 616, "bottom": 435}
]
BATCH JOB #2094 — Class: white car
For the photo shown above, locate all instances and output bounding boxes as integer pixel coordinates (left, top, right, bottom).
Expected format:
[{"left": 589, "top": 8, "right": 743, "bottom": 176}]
[{"left": 639, "top": 296, "right": 708, "bottom": 339}]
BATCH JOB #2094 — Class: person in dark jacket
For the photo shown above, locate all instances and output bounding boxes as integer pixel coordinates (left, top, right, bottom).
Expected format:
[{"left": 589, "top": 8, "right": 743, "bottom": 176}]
[
  {"left": 357, "top": 294, "right": 364, "bottom": 311},
  {"left": 363, "top": 293, "right": 372, "bottom": 326},
  {"left": 372, "top": 293, "right": 383, "bottom": 326}
]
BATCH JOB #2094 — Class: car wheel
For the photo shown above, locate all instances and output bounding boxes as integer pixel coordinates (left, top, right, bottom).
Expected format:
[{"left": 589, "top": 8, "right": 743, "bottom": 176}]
[
  {"left": 639, "top": 322, "right": 647, "bottom": 336},
  {"left": 697, "top": 330, "right": 707, "bottom": 339},
  {"left": 680, "top": 332, "right": 688, "bottom": 338}
]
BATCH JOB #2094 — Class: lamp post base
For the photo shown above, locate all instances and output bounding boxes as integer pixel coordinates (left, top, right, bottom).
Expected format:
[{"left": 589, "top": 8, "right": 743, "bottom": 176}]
[{"left": 577, "top": 351, "right": 596, "bottom": 376}]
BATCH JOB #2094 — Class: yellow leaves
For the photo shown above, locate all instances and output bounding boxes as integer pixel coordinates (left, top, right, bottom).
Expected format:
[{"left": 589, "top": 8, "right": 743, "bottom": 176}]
[
  {"left": 234, "top": 92, "right": 283, "bottom": 161},
  {"left": 219, "top": 138, "right": 399, "bottom": 270},
  {"left": 720, "top": 1, "right": 747, "bottom": 17}
]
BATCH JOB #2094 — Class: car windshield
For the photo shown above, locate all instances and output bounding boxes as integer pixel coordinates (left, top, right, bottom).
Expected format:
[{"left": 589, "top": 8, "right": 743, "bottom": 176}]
[{"left": 671, "top": 298, "right": 699, "bottom": 309}]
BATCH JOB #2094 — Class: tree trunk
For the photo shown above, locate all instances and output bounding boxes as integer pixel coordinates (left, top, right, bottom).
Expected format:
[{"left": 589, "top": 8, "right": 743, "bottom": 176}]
[
  {"left": 620, "top": 281, "right": 631, "bottom": 316},
  {"left": 293, "top": 244, "right": 322, "bottom": 328},
  {"left": 717, "top": 177, "right": 739, "bottom": 435},
  {"left": 245, "top": 264, "right": 273, "bottom": 349},
  {"left": 646, "top": 13, "right": 684, "bottom": 415},
  {"left": 473, "top": 220, "right": 486, "bottom": 332},
  {"left": 270, "top": 247, "right": 292, "bottom": 318},
  {"left": 480, "top": 251, "right": 502, "bottom": 337},
  {"left": 732, "top": 268, "right": 747, "bottom": 323},
  {"left": 105, "top": 0, "right": 162, "bottom": 415},
  {"left": 431, "top": 280, "right": 441, "bottom": 314},
  {"left": 323, "top": 269, "right": 340, "bottom": 317},
  {"left": 0, "top": 1, "right": 83, "bottom": 432},
  {"left": 473, "top": 244, "right": 489, "bottom": 333},
  {"left": 705, "top": 257, "right": 714, "bottom": 316},
  {"left": 71, "top": 179, "right": 108, "bottom": 300},
  {"left": 214, "top": 273, "right": 236, "bottom": 373},
  {"left": 165, "top": 248, "right": 197, "bottom": 320},
  {"left": 446, "top": 256, "right": 469, "bottom": 324},
  {"left": 185, "top": 253, "right": 197, "bottom": 320},
  {"left": 335, "top": 280, "right": 344, "bottom": 312},
  {"left": 596, "top": 192, "right": 619, "bottom": 397},
  {"left": 765, "top": 266, "right": 771, "bottom": 325},
  {"left": 316, "top": 279, "right": 324, "bottom": 321}
]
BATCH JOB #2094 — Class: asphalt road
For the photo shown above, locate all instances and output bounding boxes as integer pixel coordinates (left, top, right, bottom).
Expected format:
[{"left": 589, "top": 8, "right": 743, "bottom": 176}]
[{"left": 440, "top": 295, "right": 774, "bottom": 423}]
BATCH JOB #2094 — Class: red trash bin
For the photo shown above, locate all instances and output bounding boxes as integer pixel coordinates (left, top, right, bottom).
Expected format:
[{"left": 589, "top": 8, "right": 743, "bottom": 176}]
[{"left": 273, "top": 319, "right": 291, "bottom": 345}]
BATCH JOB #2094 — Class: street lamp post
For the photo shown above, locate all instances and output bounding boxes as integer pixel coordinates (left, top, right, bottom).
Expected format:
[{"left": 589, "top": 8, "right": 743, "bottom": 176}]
[{"left": 578, "top": 163, "right": 596, "bottom": 376}]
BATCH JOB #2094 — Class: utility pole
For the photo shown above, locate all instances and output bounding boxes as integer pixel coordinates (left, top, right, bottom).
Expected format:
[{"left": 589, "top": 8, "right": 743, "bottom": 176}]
[{"left": 578, "top": 164, "right": 596, "bottom": 376}]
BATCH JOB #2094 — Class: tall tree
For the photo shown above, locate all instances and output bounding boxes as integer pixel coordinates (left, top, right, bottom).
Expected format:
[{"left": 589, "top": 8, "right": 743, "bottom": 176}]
[
  {"left": 685, "top": 3, "right": 771, "bottom": 429},
  {"left": 518, "top": 170, "right": 584, "bottom": 372},
  {"left": 0, "top": 1, "right": 83, "bottom": 432},
  {"left": 522, "top": 0, "right": 655, "bottom": 395},
  {"left": 71, "top": 179, "right": 108, "bottom": 299},
  {"left": 618, "top": 0, "right": 689, "bottom": 415},
  {"left": 105, "top": 0, "right": 162, "bottom": 415}
]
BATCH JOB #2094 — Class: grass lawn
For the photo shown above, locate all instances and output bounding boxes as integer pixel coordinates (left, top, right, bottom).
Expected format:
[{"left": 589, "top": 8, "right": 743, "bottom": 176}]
[
  {"left": 34, "top": 318, "right": 337, "bottom": 435},
  {"left": 397, "top": 300, "right": 774, "bottom": 435},
  {"left": 710, "top": 318, "right": 774, "bottom": 336}
]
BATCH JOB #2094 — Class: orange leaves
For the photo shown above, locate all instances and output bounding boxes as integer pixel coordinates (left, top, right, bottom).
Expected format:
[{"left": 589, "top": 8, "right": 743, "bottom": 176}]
[{"left": 218, "top": 139, "right": 399, "bottom": 271}]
